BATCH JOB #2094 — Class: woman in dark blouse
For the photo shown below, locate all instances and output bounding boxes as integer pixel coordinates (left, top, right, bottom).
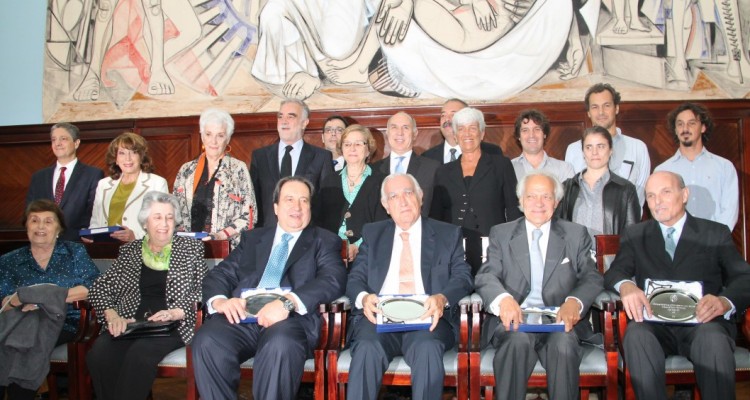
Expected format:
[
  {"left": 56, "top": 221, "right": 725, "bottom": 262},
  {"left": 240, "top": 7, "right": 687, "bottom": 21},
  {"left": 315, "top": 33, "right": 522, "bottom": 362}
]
[
  {"left": 315, "top": 124, "right": 387, "bottom": 261},
  {"left": 0, "top": 200, "right": 99, "bottom": 400},
  {"left": 86, "top": 192, "right": 207, "bottom": 400}
]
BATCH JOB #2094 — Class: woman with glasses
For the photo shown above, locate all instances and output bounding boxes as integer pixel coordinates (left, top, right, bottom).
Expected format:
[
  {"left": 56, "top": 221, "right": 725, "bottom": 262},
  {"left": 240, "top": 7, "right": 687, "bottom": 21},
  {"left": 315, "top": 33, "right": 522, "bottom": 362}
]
[
  {"left": 322, "top": 115, "right": 348, "bottom": 171},
  {"left": 315, "top": 125, "right": 387, "bottom": 262}
]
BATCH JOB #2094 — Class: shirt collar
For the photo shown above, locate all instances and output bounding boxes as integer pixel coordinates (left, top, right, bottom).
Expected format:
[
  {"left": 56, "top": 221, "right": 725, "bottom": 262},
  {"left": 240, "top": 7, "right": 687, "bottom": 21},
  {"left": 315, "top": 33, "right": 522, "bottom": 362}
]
[
  {"left": 390, "top": 150, "right": 413, "bottom": 160},
  {"left": 397, "top": 217, "right": 422, "bottom": 235},
  {"left": 658, "top": 211, "right": 688, "bottom": 238},
  {"left": 56, "top": 158, "right": 78, "bottom": 171},
  {"left": 524, "top": 218, "right": 551, "bottom": 238},
  {"left": 674, "top": 146, "right": 708, "bottom": 161}
]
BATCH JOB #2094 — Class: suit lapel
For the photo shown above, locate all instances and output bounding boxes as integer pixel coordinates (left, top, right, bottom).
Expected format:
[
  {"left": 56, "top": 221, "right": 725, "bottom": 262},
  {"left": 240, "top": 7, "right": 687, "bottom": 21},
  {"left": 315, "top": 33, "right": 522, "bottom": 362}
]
[
  {"left": 125, "top": 173, "right": 152, "bottom": 211},
  {"left": 509, "top": 220, "right": 532, "bottom": 285},
  {"left": 420, "top": 219, "right": 436, "bottom": 293},
  {"left": 42, "top": 165, "right": 55, "bottom": 199},
  {"left": 672, "top": 214, "right": 698, "bottom": 266},
  {"left": 644, "top": 220, "right": 672, "bottom": 266},
  {"left": 297, "top": 143, "right": 313, "bottom": 176},
  {"left": 376, "top": 158, "right": 391, "bottom": 175},
  {"left": 255, "top": 228, "right": 275, "bottom": 279},
  {"left": 59, "top": 163, "right": 82, "bottom": 208},
  {"left": 101, "top": 179, "right": 118, "bottom": 223},
  {"left": 543, "top": 221, "right": 566, "bottom": 287},
  {"left": 285, "top": 226, "right": 313, "bottom": 274},
  {"left": 267, "top": 143, "right": 280, "bottom": 179},
  {"left": 373, "top": 221, "right": 396, "bottom": 291},
  {"left": 406, "top": 156, "right": 420, "bottom": 178},
  {"left": 467, "top": 153, "right": 492, "bottom": 192}
]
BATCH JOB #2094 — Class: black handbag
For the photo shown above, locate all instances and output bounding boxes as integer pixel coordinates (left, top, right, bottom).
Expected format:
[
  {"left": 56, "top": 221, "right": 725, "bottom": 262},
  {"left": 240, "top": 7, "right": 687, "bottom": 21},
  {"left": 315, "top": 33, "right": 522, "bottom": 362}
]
[{"left": 113, "top": 320, "right": 180, "bottom": 340}]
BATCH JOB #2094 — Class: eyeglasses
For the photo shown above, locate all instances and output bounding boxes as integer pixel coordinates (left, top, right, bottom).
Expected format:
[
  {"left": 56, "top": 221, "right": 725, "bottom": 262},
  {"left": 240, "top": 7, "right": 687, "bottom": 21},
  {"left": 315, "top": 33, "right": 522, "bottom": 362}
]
[
  {"left": 342, "top": 141, "right": 366, "bottom": 149},
  {"left": 386, "top": 189, "right": 415, "bottom": 202},
  {"left": 324, "top": 127, "right": 345, "bottom": 134}
]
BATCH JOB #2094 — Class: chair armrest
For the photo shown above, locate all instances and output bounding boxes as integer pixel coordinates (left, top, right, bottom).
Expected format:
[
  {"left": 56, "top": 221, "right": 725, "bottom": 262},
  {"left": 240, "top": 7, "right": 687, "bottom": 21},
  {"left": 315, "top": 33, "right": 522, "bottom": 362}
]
[
  {"left": 469, "top": 293, "right": 484, "bottom": 352},
  {"left": 457, "top": 295, "right": 472, "bottom": 352},
  {"left": 591, "top": 290, "right": 619, "bottom": 312},
  {"left": 330, "top": 296, "right": 351, "bottom": 313},
  {"left": 328, "top": 296, "right": 351, "bottom": 351}
]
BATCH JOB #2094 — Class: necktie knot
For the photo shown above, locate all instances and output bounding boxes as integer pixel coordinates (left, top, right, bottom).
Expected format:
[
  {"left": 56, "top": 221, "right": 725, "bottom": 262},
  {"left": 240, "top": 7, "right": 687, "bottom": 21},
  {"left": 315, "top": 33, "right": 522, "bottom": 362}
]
[
  {"left": 400, "top": 231, "right": 409, "bottom": 242},
  {"left": 449, "top": 148, "right": 457, "bottom": 162},
  {"left": 532, "top": 228, "right": 543, "bottom": 242},
  {"left": 395, "top": 156, "right": 406, "bottom": 173},
  {"left": 666, "top": 227, "right": 675, "bottom": 238},
  {"left": 284, "top": 145, "right": 293, "bottom": 154},
  {"left": 281, "top": 232, "right": 293, "bottom": 244}
]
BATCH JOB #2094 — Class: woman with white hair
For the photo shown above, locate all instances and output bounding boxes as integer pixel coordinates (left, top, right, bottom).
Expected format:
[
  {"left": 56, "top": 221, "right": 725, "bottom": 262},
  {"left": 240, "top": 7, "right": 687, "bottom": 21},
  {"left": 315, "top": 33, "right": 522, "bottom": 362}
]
[
  {"left": 87, "top": 191, "right": 207, "bottom": 400},
  {"left": 173, "top": 108, "right": 257, "bottom": 248}
]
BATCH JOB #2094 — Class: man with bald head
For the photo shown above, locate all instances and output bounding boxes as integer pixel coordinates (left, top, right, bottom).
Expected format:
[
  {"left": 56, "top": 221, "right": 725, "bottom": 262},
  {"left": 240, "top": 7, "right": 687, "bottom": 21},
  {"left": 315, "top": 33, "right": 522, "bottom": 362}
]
[
  {"left": 604, "top": 171, "right": 750, "bottom": 400},
  {"left": 372, "top": 111, "right": 439, "bottom": 216}
]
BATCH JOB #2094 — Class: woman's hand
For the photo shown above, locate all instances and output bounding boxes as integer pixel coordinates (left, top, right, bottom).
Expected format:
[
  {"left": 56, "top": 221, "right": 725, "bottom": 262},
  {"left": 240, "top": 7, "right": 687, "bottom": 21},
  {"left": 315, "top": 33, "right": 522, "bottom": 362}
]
[
  {"left": 2, "top": 294, "right": 20, "bottom": 311},
  {"left": 110, "top": 227, "right": 136, "bottom": 242},
  {"left": 104, "top": 309, "right": 134, "bottom": 337},
  {"left": 207, "top": 227, "right": 234, "bottom": 241},
  {"left": 147, "top": 308, "right": 185, "bottom": 322},
  {"left": 347, "top": 243, "right": 359, "bottom": 262}
]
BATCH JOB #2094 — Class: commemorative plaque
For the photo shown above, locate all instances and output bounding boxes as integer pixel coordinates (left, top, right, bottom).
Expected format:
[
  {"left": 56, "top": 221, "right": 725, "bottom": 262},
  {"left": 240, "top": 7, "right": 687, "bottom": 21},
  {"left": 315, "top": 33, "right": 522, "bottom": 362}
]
[
  {"left": 376, "top": 295, "right": 432, "bottom": 332},
  {"left": 239, "top": 287, "right": 291, "bottom": 323},
  {"left": 648, "top": 288, "right": 699, "bottom": 322}
]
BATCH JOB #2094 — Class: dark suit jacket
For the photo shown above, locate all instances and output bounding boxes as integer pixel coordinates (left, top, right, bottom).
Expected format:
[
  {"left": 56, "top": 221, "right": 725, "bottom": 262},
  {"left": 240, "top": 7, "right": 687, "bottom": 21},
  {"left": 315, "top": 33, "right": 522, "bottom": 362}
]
[
  {"left": 202, "top": 225, "right": 347, "bottom": 348},
  {"left": 371, "top": 153, "right": 439, "bottom": 217},
  {"left": 604, "top": 214, "right": 750, "bottom": 315},
  {"left": 430, "top": 152, "right": 522, "bottom": 236},
  {"left": 314, "top": 169, "right": 388, "bottom": 243},
  {"left": 26, "top": 162, "right": 104, "bottom": 241},
  {"left": 250, "top": 141, "right": 334, "bottom": 228},
  {"left": 475, "top": 217, "right": 603, "bottom": 341},
  {"left": 346, "top": 218, "right": 473, "bottom": 332},
  {"left": 421, "top": 141, "right": 503, "bottom": 164}
]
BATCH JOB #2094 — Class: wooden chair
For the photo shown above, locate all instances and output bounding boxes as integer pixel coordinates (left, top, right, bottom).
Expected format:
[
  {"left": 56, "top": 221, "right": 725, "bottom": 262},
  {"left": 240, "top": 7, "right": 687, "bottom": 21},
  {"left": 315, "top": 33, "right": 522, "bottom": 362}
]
[
  {"left": 468, "top": 235, "right": 618, "bottom": 400},
  {"left": 604, "top": 234, "right": 750, "bottom": 400}
]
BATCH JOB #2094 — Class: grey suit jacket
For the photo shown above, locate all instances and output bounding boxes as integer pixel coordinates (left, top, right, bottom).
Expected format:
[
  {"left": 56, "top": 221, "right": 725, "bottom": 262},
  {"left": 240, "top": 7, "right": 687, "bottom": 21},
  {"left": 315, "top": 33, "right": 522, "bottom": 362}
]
[
  {"left": 475, "top": 217, "right": 603, "bottom": 340},
  {"left": 371, "top": 153, "right": 439, "bottom": 217}
]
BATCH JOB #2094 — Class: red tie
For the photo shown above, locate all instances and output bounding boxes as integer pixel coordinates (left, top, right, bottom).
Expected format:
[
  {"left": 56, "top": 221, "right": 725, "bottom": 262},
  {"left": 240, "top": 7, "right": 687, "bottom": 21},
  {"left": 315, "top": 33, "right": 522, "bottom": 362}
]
[{"left": 54, "top": 167, "right": 66, "bottom": 204}]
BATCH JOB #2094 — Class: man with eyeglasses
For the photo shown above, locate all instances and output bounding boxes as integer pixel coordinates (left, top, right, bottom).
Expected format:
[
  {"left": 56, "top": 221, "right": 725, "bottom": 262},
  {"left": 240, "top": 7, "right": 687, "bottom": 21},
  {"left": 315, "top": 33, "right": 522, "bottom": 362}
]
[
  {"left": 344, "top": 173, "right": 473, "bottom": 400},
  {"left": 322, "top": 116, "right": 347, "bottom": 171},
  {"left": 372, "top": 112, "right": 439, "bottom": 216}
]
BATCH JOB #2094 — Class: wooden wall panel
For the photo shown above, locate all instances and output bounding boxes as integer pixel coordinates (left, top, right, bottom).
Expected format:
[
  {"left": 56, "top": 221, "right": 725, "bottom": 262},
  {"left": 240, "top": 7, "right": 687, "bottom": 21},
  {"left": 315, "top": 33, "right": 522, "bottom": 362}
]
[{"left": 2, "top": 100, "right": 749, "bottom": 256}]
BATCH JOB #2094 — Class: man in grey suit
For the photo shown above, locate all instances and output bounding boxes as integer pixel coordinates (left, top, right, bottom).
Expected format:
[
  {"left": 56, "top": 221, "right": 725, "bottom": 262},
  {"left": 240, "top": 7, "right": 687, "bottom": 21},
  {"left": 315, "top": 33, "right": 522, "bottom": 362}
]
[
  {"left": 26, "top": 122, "right": 103, "bottom": 241},
  {"left": 345, "top": 173, "right": 473, "bottom": 400},
  {"left": 604, "top": 171, "right": 750, "bottom": 400},
  {"left": 371, "top": 112, "right": 439, "bottom": 216},
  {"left": 250, "top": 99, "right": 334, "bottom": 227},
  {"left": 475, "top": 171, "right": 603, "bottom": 400}
]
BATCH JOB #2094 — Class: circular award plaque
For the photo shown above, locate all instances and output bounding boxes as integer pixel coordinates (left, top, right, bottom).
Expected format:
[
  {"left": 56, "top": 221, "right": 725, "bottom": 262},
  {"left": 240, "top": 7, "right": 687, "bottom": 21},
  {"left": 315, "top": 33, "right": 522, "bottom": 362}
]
[
  {"left": 378, "top": 298, "right": 425, "bottom": 322},
  {"left": 648, "top": 289, "right": 699, "bottom": 322},
  {"left": 245, "top": 293, "right": 285, "bottom": 317}
]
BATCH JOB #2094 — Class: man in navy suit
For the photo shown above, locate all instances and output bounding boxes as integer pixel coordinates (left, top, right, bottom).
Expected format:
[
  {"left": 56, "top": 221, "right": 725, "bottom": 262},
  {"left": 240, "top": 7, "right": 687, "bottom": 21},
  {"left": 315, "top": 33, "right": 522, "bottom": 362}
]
[
  {"left": 345, "top": 173, "right": 473, "bottom": 400},
  {"left": 250, "top": 99, "right": 334, "bottom": 227},
  {"left": 192, "top": 176, "right": 347, "bottom": 399},
  {"left": 421, "top": 98, "right": 502, "bottom": 164},
  {"left": 604, "top": 171, "right": 750, "bottom": 400},
  {"left": 26, "top": 123, "right": 103, "bottom": 241}
]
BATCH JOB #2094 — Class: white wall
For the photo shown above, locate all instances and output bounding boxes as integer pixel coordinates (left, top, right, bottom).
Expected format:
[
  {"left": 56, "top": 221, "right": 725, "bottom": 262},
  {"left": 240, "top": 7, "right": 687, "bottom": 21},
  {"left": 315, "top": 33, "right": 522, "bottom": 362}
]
[{"left": 0, "top": 1, "right": 45, "bottom": 126}]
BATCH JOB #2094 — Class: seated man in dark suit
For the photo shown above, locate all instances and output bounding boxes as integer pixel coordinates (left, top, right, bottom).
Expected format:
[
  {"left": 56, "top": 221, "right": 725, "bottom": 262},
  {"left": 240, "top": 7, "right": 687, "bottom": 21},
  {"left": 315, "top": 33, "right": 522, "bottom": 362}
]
[
  {"left": 421, "top": 98, "right": 502, "bottom": 164},
  {"left": 604, "top": 171, "right": 750, "bottom": 400},
  {"left": 345, "top": 173, "right": 473, "bottom": 400},
  {"left": 26, "top": 122, "right": 103, "bottom": 241},
  {"left": 371, "top": 112, "right": 439, "bottom": 217},
  {"left": 475, "top": 171, "right": 603, "bottom": 400},
  {"left": 192, "top": 176, "right": 347, "bottom": 400},
  {"left": 250, "top": 99, "right": 334, "bottom": 227}
]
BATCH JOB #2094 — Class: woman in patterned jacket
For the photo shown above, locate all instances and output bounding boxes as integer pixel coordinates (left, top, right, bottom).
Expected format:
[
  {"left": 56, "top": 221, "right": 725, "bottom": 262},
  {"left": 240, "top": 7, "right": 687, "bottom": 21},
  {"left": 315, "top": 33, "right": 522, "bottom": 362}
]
[
  {"left": 86, "top": 191, "right": 207, "bottom": 400},
  {"left": 173, "top": 108, "right": 257, "bottom": 248}
]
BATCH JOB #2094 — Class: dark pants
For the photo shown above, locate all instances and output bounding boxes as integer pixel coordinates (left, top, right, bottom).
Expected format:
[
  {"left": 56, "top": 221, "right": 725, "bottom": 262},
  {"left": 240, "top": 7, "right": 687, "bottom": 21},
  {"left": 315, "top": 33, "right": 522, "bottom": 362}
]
[
  {"left": 490, "top": 329, "right": 583, "bottom": 400},
  {"left": 86, "top": 331, "right": 183, "bottom": 400},
  {"left": 192, "top": 315, "right": 312, "bottom": 400},
  {"left": 345, "top": 317, "right": 455, "bottom": 400},
  {"left": 623, "top": 320, "right": 737, "bottom": 400}
]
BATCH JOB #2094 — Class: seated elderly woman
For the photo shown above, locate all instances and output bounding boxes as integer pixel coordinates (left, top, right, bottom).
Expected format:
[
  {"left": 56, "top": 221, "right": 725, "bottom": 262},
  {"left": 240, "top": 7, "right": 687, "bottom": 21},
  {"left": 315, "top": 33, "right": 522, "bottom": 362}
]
[
  {"left": 90, "top": 132, "right": 169, "bottom": 242},
  {"left": 173, "top": 108, "right": 257, "bottom": 248},
  {"left": 315, "top": 124, "right": 387, "bottom": 261},
  {"left": 555, "top": 126, "right": 641, "bottom": 241},
  {"left": 86, "top": 191, "right": 207, "bottom": 400},
  {"left": 0, "top": 199, "right": 99, "bottom": 400}
]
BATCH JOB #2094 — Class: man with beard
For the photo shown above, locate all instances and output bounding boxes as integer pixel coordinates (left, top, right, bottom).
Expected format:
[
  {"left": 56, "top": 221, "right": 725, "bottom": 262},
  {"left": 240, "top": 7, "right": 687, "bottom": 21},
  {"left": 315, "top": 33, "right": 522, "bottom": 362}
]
[
  {"left": 565, "top": 83, "right": 650, "bottom": 206},
  {"left": 422, "top": 98, "right": 502, "bottom": 164},
  {"left": 655, "top": 103, "right": 738, "bottom": 231}
]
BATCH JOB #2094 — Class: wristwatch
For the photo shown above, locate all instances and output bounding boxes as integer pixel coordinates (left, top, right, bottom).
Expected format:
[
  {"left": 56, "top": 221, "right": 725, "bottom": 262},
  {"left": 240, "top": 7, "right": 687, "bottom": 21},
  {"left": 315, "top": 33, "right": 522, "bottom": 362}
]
[{"left": 281, "top": 297, "right": 296, "bottom": 312}]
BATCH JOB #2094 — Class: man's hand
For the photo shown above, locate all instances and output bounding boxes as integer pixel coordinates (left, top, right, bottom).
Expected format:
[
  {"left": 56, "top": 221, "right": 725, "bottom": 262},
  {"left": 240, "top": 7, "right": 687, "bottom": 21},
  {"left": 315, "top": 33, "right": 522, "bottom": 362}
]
[
  {"left": 471, "top": 0, "right": 498, "bottom": 31},
  {"left": 498, "top": 296, "right": 523, "bottom": 331},
  {"left": 695, "top": 294, "right": 731, "bottom": 323},
  {"left": 556, "top": 298, "right": 582, "bottom": 332},
  {"left": 421, "top": 294, "right": 448, "bottom": 331},
  {"left": 362, "top": 293, "right": 381, "bottom": 324},
  {"left": 347, "top": 243, "right": 360, "bottom": 262},
  {"left": 212, "top": 297, "right": 248, "bottom": 324},
  {"left": 376, "top": 0, "right": 414, "bottom": 45},
  {"left": 619, "top": 281, "right": 651, "bottom": 322},
  {"left": 256, "top": 299, "right": 290, "bottom": 328}
]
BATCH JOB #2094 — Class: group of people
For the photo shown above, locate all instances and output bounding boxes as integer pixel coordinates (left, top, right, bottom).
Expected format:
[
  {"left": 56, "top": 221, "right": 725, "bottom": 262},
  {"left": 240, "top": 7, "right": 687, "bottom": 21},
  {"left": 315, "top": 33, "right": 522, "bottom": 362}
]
[{"left": 0, "top": 82, "right": 746, "bottom": 400}]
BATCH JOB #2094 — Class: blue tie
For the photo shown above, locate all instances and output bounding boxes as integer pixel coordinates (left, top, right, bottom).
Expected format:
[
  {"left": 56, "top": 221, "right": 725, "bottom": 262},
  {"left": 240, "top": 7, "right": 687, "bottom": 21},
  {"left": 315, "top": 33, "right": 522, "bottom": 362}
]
[
  {"left": 523, "top": 229, "right": 545, "bottom": 308},
  {"left": 665, "top": 227, "right": 676, "bottom": 260},
  {"left": 395, "top": 156, "right": 405, "bottom": 173},
  {"left": 258, "top": 233, "right": 293, "bottom": 288}
]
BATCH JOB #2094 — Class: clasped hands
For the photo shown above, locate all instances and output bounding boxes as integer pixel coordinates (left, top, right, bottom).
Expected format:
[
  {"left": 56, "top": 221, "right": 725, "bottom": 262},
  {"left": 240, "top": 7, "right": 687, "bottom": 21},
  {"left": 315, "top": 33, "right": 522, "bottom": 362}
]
[
  {"left": 619, "top": 281, "right": 730, "bottom": 323},
  {"left": 362, "top": 293, "right": 448, "bottom": 331},
  {"left": 104, "top": 308, "right": 184, "bottom": 337},
  {"left": 497, "top": 296, "right": 581, "bottom": 333},
  {"left": 211, "top": 297, "right": 292, "bottom": 328}
]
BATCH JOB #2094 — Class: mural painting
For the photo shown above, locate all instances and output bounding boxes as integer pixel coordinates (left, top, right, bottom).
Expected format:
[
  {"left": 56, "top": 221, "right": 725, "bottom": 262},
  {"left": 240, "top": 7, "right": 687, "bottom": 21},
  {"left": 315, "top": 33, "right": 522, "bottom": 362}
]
[{"left": 43, "top": 0, "right": 750, "bottom": 122}]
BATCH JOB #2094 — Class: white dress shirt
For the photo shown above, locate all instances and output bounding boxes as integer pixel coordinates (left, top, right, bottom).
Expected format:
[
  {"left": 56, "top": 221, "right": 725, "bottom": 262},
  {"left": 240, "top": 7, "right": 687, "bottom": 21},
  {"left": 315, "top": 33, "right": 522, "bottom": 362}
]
[
  {"left": 442, "top": 142, "right": 461, "bottom": 164},
  {"left": 53, "top": 158, "right": 78, "bottom": 193},
  {"left": 389, "top": 150, "right": 413, "bottom": 174}
]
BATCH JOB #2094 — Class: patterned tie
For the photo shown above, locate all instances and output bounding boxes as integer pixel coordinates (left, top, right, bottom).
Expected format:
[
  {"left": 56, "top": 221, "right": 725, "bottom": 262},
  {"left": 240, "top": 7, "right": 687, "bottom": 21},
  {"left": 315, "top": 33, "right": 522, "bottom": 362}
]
[
  {"left": 395, "top": 156, "right": 406, "bottom": 174},
  {"left": 398, "top": 232, "right": 415, "bottom": 294},
  {"left": 54, "top": 166, "right": 66, "bottom": 205},
  {"left": 524, "top": 229, "right": 545, "bottom": 307},
  {"left": 449, "top": 148, "right": 457, "bottom": 162},
  {"left": 665, "top": 227, "right": 676, "bottom": 260},
  {"left": 257, "top": 233, "right": 293, "bottom": 288},
  {"left": 280, "top": 145, "right": 293, "bottom": 178}
]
